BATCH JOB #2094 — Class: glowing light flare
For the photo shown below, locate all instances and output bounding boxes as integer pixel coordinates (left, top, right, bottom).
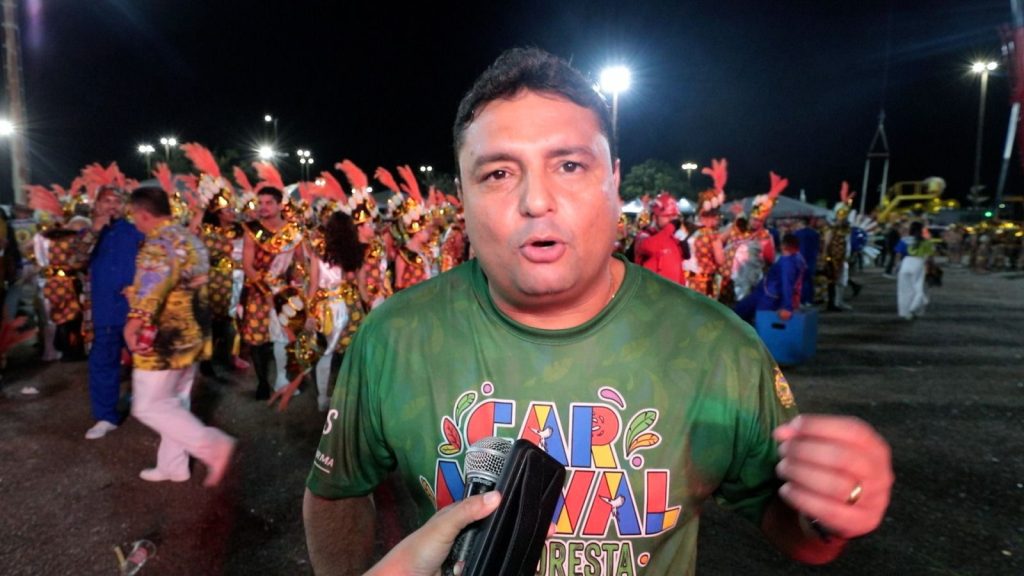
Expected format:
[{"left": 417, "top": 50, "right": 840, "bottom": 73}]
[
  {"left": 257, "top": 145, "right": 276, "bottom": 160},
  {"left": 599, "top": 66, "right": 632, "bottom": 95},
  {"left": 972, "top": 61, "right": 998, "bottom": 73},
  {"left": 0, "top": 119, "right": 17, "bottom": 137}
]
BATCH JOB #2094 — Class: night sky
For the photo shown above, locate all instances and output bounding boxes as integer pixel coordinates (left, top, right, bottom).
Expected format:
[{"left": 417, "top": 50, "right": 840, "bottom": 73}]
[{"left": 2, "top": 0, "right": 1013, "bottom": 207}]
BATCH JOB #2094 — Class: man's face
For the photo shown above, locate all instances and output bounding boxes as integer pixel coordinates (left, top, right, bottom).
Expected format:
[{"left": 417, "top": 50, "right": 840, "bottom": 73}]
[
  {"left": 457, "top": 91, "right": 620, "bottom": 308},
  {"left": 357, "top": 222, "right": 375, "bottom": 244},
  {"left": 656, "top": 214, "right": 673, "bottom": 230},
  {"left": 257, "top": 194, "right": 282, "bottom": 221},
  {"left": 96, "top": 192, "right": 124, "bottom": 219},
  {"left": 131, "top": 207, "right": 155, "bottom": 234}
]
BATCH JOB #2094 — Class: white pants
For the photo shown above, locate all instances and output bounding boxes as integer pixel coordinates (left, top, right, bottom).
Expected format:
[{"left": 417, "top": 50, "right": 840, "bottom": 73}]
[
  {"left": 897, "top": 256, "right": 928, "bottom": 318},
  {"left": 131, "top": 365, "right": 229, "bottom": 476}
]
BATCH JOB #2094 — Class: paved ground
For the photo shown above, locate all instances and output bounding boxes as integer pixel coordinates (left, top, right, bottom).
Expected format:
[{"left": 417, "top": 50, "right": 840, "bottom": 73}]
[{"left": 0, "top": 263, "right": 1021, "bottom": 575}]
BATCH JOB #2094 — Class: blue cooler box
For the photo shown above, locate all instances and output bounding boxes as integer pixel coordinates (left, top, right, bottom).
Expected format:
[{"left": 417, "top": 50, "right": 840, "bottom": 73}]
[{"left": 754, "top": 309, "right": 818, "bottom": 366}]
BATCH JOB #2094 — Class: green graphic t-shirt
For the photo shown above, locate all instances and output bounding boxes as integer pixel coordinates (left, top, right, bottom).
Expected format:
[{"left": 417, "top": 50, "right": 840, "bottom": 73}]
[{"left": 307, "top": 255, "right": 799, "bottom": 575}]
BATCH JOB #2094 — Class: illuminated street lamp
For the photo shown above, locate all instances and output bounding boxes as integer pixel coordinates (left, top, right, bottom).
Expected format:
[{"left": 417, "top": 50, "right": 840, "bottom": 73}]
[
  {"left": 0, "top": 119, "right": 14, "bottom": 137},
  {"left": 599, "top": 65, "right": 631, "bottom": 141},
  {"left": 137, "top": 144, "right": 156, "bottom": 172},
  {"left": 971, "top": 61, "right": 998, "bottom": 194},
  {"left": 159, "top": 136, "right": 177, "bottom": 161},
  {"left": 258, "top": 145, "right": 276, "bottom": 161},
  {"left": 419, "top": 165, "right": 433, "bottom": 173},
  {"left": 264, "top": 114, "right": 278, "bottom": 141},
  {"left": 681, "top": 162, "right": 698, "bottom": 186},
  {"left": 297, "top": 149, "right": 313, "bottom": 179}
]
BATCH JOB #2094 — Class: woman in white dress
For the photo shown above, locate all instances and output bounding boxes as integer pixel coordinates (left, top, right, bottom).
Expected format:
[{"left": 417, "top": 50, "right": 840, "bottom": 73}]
[
  {"left": 307, "top": 211, "right": 365, "bottom": 411},
  {"left": 894, "top": 221, "right": 935, "bottom": 320}
]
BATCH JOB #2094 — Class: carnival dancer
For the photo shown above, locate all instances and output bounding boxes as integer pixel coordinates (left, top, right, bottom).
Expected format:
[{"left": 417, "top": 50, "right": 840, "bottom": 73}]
[
  {"left": 729, "top": 171, "right": 789, "bottom": 302},
  {"left": 822, "top": 182, "right": 856, "bottom": 312},
  {"left": 300, "top": 173, "right": 363, "bottom": 410},
  {"left": 633, "top": 191, "right": 686, "bottom": 284},
  {"left": 122, "top": 186, "right": 235, "bottom": 485},
  {"left": 181, "top": 143, "right": 241, "bottom": 380},
  {"left": 894, "top": 221, "right": 936, "bottom": 320},
  {"left": 389, "top": 165, "right": 435, "bottom": 291},
  {"left": 439, "top": 194, "right": 468, "bottom": 273},
  {"left": 26, "top": 184, "right": 84, "bottom": 362},
  {"left": 240, "top": 164, "right": 305, "bottom": 400},
  {"left": 332, "top": 161, "right": 388, "bottom": 310},
  {"left": 733, "top": 233, "right": 806, "bottom": 324},
  {"left": 687, "top": 159, "right": 727, "bottom": 298}
]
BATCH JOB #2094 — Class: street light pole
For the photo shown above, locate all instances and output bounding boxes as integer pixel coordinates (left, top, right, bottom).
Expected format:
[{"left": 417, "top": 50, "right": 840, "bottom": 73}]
[
  {"left": 972, "top": 61, "right": 998, "bottom": 193},
  {"left": 599, "top": 66, "right": 631, "bottom": 148}
]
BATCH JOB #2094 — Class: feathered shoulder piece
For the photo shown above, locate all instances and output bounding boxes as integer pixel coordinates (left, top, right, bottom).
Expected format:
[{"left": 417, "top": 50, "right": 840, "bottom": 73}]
[
  {"left": 180, "top": 142, "right": 221, "bottom": 178},
  {"left": 252, "top": 161, "right": 285, "bottom": 192}
]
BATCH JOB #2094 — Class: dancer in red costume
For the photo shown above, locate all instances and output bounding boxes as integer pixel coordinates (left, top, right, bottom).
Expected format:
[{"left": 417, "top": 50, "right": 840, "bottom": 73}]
[
  {"left": 688, "top": 159, "right": 727, "bottom": 298},
  {"left": 634, "top": 191, "right": 685, "bottom": 284}
]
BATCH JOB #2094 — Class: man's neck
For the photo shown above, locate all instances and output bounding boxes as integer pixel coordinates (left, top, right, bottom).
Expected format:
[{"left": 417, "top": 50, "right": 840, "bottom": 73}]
[
  {"left": 260, "top": 216, "right": 285, "bottom": 231},
  {"left": 489, "top": 258, "right": 625, "bottom": 331}
]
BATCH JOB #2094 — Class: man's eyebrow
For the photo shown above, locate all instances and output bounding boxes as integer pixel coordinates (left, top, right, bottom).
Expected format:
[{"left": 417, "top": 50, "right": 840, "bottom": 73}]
[
  {"left": 546, "top": 146, "right": 595, "bottom": 159},
  {"left": 470, "top": 152, "right": 518, "bottom": 171}
]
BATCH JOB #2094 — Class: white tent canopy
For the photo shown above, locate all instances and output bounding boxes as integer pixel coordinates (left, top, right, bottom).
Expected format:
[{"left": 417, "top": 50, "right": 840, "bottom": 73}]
[
  {"left": 721, "top": 195, "right": 832, "bottom": 219},
  {"left": 621, "top": 196, "right": 695, "bottom": 215}
]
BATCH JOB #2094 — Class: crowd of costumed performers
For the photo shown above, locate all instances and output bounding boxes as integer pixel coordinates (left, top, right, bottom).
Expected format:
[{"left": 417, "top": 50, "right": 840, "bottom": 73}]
[
  {"left": 627, "top": 158, "right": 883, "bottom": 323},
  {"left": 12, "top": 144, "right": 468, "bottom": 409}
]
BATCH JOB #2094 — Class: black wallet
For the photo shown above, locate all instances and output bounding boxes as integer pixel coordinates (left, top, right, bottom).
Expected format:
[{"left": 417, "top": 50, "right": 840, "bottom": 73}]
[{"left": 459, "top": 439, "right": 566, "bottom": 576}]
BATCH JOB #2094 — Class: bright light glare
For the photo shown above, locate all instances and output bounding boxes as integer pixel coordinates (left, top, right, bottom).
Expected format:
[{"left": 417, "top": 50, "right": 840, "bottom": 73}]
[
  {"left": 681, "top": 162, "right": 698, "bottom": 171},
  {"left": 264, "top": 114, "right": 273, "bottom": 122},
  {"left": 0, "top": 119, "right": 14, "bottom": 137},
  {"left": 258, "top": 145, "right": 275, "bottom": 160},
  {"left": 137, "top": 144, "right": 155, "bottom": 154},
  {"left": 599, "top": 66, "right": 631, "bottom": 94},
  {"left": 972, "top": 61, "right": 998, "bottom": 73}
]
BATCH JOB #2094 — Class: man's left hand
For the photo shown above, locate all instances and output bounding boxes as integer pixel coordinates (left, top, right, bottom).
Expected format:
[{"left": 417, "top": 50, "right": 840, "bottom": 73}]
[{"left": 773, "top": 415, "right": 893, "bottom": 540}]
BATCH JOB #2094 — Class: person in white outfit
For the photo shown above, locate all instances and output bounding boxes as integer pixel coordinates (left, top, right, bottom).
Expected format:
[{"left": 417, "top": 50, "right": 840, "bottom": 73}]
[
  {"left": 307, "top": 211, "right": 366, "bottom": 411},
  {"left": 123, "top": 187, "right": 235, "bottom": 486},
  {"left": 894, "top": 221, "right": 935, "bottom": 320}
]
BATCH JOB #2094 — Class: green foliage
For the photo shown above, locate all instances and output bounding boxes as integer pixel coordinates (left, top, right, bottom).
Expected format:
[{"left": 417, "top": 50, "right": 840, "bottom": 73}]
[{"left": 620, "top": 159, "right": 691, "bottom": 201}]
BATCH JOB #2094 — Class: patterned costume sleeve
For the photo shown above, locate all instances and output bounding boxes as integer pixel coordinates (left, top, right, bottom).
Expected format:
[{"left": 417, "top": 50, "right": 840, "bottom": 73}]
[
  {"left": 306, "top": 323, "right": 395, "bottom": 499},
  {"left": 127, "top": 237, "right": 178, "bottom": 324}
]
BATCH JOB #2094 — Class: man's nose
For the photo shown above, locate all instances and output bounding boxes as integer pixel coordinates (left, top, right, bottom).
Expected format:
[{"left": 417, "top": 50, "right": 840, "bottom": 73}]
[{"left": 518, "top": 171, "right": 556, "bottom": 217}]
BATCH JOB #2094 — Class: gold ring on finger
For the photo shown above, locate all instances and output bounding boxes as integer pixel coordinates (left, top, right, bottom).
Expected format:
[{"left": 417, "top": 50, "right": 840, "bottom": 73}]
[{"left": 846, "top": 481, "right": 863, "bottom": 505}]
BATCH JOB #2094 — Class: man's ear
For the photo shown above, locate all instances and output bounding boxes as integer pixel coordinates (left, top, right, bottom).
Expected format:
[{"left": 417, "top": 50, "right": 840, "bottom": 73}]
[{"left": 455, "top": 177, "right": 463, "bottom": 202}]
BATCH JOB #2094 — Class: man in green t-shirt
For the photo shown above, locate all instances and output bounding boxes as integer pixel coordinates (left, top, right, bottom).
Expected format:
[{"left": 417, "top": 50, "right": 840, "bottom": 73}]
[{"left": 304, "top": 48, "right": 893, "bottom": 575}]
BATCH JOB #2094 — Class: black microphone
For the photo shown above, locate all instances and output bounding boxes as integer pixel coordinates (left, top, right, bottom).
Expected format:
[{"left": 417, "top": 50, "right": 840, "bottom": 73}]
[{"left": 442, "top": 436, "right": 513, "bottom": 576}]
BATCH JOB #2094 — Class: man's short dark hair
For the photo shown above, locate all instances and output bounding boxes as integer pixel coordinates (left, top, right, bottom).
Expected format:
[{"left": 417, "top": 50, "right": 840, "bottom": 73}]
[
  {"left": 782, "top": 233, "right": 800, "bottom": 251},
  {"left": 129, "top": 186, "right": 171, "bottom": 217},
  {"left": 453, "top": 47, "right": 616, "bottom": 170},
  {"left": 257, "top": 187, "right": 284, "bottom": 204}
]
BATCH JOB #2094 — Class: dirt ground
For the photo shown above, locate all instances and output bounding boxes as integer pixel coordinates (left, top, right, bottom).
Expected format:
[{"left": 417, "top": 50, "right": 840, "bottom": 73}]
[{"left": 1, "top": 262, "right": 1021, "bottom": 575}]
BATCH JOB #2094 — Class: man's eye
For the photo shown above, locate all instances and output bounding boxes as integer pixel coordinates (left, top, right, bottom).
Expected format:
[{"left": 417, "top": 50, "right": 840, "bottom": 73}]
[
  {"left": 484, "top": 169, "right": 509, "bottom": 181},
  {"left": 562, "top": 161, "right": 582, "bottom": 173}
]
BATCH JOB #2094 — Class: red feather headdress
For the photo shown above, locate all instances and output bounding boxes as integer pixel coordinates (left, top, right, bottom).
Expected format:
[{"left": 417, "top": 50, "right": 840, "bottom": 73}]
[
  {"left": 337, "top": 160, "right": 369, "bottom": 191},
  {"left": 180, "top": 142, "right": 222, "bottom": 178},
  {"left": 252, "top": 161, "right": 285, "bottom": 192},
  {"left": 233, "top": 166, "right": 254, "bottom": 194}
]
